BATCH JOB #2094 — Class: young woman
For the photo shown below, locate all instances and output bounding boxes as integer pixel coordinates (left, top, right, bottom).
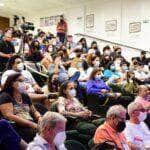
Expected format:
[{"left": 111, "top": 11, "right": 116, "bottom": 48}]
[{"left": 0, "top": 73, "right": 41, "bottom": 142}]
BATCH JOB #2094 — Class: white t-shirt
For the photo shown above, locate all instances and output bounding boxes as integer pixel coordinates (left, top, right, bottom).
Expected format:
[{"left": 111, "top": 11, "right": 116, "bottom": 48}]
[
  {"left": 1, "top": 69, "right": 36, "bottom": 93},
  {"left": 123, "top": 121, "right": 150, "bottom": 149}
]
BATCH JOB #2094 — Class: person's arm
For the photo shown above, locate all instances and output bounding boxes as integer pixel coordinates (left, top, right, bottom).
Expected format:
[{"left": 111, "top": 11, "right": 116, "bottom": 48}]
[
  {"left": 30, "top": 105, "right": 41, "bottom": 121},
  {"left": 0, "top": 52, "right": 13, "bottom": 58},
  {"left": 0, "top": 103, "right": 37, "bottom": 129}
]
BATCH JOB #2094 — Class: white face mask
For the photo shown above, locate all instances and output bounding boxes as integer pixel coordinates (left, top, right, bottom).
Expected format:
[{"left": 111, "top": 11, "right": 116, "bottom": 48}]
[
  {"left": 68, "top": 89, "right": 76, "bottom": 97},
  {"left": 138, "top": 112, "right": 147, "bottom": 122},
  {"left": 17, "top": 63, "right": 24, "bottom": 71},
  {"left": 17, "top": 82, "right": 27, "bottom": 93},
  {"left": 53, "top": 131, "right": 66, "bottom": 147}
]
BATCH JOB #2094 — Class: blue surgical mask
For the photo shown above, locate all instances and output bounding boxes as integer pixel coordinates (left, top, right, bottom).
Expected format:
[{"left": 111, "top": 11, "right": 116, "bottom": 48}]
[
  {"left": 123, "top": 66, "right": 128, "bottom": 71},
  {"left": 95, "top": 74, "right": 102, "bottom": 80},
  {"left": 110, "top": 65, "right": 116, "bottom": 71}
]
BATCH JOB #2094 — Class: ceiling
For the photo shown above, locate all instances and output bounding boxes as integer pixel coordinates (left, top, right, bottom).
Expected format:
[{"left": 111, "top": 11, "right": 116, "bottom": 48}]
[{"left": 0, "top": 0, "right": 94, "bottom": 17}]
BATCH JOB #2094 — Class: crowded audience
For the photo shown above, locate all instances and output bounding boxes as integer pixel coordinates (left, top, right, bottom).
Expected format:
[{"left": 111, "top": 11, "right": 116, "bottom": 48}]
[{"left": 0, "top": 15, "right": 149, "bottom": 149}]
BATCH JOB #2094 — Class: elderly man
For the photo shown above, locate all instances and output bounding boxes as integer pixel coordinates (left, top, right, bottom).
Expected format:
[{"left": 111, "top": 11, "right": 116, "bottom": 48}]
[
  {"left": 135, "top": 85, "right": 150, "bottom": 109},
  {"left": 27, "top": 112, "right": 67, "bottom": 150},
  {"left": 94, "top": 105, "right": 130, "bottom": 150},
  {"left": 124, "top": 102, "right": 150, "bottom": 149}
]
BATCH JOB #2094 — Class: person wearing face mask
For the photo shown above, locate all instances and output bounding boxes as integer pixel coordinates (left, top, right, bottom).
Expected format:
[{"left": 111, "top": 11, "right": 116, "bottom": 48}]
[
  {"left": 0, "top": 72, "right": 41, "bottom": 143},
  {"left": 58, "top": 81, "right": 92, "bottom": 119},
  {"left": 0, "top": 33, "right": 15, "bottom": 71},
  {"left": 1, "top": 55, "right": 53, "bottom": 106},
  {"left": 28, "top": 111, "right": 67, "bottom": 150},
  {"left": 87, "top": 55, "right": 100, "bottom": 78},
  {"left": 123, "top": 102, "right": 150, "bottom": 149},
  {"left": 94, "top": 105, "right": 130, "bottom": 150},
  {"left": 86, "top": 68, "right": 122, "bottom": 101}
]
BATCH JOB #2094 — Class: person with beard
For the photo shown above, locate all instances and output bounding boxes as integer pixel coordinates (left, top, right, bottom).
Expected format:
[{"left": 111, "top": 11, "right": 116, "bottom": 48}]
[
  {"left": 0, "top": 33, "right": 15, "bottom": 71},
  {"left": 56, "top": 15, "right": 68, "bottom": 43},
  {"left": 94, "top": 105, "right": 130, "bottom": 150}
]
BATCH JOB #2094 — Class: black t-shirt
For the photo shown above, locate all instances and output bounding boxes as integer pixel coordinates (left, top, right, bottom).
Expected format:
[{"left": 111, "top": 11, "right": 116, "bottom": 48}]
[
  {"left": 0, "top": 92, "right": 33, "bottom": 120},
  {"left": 0, "top": 39, "right": 15, "bottom": 64}
]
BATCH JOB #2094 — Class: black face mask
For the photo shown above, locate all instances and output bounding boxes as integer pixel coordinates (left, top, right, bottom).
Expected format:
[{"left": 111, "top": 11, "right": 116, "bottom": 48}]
[{"left": 116, "top": 121, "right": 126, "bottom": 132}]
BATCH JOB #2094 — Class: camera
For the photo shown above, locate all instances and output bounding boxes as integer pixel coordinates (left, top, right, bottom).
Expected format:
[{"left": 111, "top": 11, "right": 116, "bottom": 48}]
[{"left": 21, "top": 22, "right": 35, "bottom": 31}]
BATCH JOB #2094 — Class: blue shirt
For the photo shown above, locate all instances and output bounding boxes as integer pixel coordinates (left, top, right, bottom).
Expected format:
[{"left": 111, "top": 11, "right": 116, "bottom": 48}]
[{"left": 86, "top": 78, "right": 111, "bottom": 98}]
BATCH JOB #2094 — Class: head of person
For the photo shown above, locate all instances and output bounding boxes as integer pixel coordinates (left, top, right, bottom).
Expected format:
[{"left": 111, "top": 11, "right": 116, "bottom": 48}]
[
  {"left": 60, "top": 15, "right": 64, "bottom": 22},
  {"left": 47, "top": 73, "right": 60, "bottom": 92},
  {"left": 114, "top": 47, "right": 122, "bottom": 56},
  {"left": 52, "top": 54, "right": 62, "bottom": 65},
  {"left": 31, "top": 40, "right": 40, "bottom": 49},
  {"left": 106, "top": 105, "right": 126, "bottom": 132},
  {"left": 109, "top": 63, "right": 116, "bottom": 72},
  {"left": 59, "top": 81, "right": 76, "bottom": 99},
  {"left": 6, "top": 55, "right": 24, "bottom": 71},
  {"left": 128, "top": 101, "right": 147, "bottom": 123},
  {"left": 67, "top": 35, "right": 73, "bottom": 43},
  {"left": 4, "top": 33, "right": 12, "bottom": 42},
  {"left": 91, "top": 41, "right": 98, "bottom": 49},
  {"left": 1, "top": 72, "right": 25, "bottom": 95},
  {"left": 141, "top": 51, "right": 146, "bottom": 59},
  {"left": 89, "top": 55, "right": 100, "bottom": 67},
  {"left": 89, "top": 68, "right": 103, "bottom": 80},
  {"left": 131, "top": 58, "right": 139, "bottom": 67},
  {"left": 47, "top": 44, "right": 54, "bottom": 53},
  {"left": 79, "top": 38, "right": 87, "bottom": 48},
  {"left": 103, "top": 45, "right": 111, "bottom": 56},
  {"left": 138, "top": 85, "right": 149, "bottom": 98},
  {"left": 82, "top": 60, "right": 89, "bottom": 71},
  {"left": 120, "top": 62, "right": 129, "bottom": 71},
  {"left": 38, "top": 111, "right": 67, "bottom": 146}
]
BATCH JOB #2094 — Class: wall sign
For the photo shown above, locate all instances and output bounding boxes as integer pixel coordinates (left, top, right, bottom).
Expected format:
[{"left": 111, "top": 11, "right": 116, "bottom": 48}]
[
  {"left": 105, "top": 20, "right": 117, "bottom": 32},
  {"left": 86, "top": 14, "right": 94, "bottom": 28},
  {"left": 129, "top": 22, "right": 141, "bottom": 33}
]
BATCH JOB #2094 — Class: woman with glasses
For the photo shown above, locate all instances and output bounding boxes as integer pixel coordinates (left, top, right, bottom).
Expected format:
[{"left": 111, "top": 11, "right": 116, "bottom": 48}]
[{"left": 0, "top": 72, "right": 41, "bottom": 142}]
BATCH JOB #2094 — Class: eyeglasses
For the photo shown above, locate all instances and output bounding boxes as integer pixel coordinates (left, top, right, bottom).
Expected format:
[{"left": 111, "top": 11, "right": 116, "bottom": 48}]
[{"left": 134, "top": 109, "right": 146, "bottom": 112}]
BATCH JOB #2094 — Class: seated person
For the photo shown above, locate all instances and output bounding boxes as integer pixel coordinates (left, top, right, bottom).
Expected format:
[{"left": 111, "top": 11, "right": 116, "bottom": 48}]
[
  {"left": 42, "top": 73, "right": 60, "bottom": 109},
  {"left": 1, "top": 55, "right": 51, "bottom": 103},
  {"left": 86, "top": 68, "right": 121, "bottom": 99},
  {"left": 58, "top": 81, "right": 92, "bottom": 118},
  {"left": 135, "top": 85, "right": 150, "bottom": 109},
  {"left": 0, "top": 73, "right": 41, "bottom": 142},
  {"left": 28, "top": 112, "right": 67, "bottom": 150},
  {"left": 124, "top": 102, "right": 150, "bottom": 149},
  {"left": 103, "top": 63, "right": 121, "bottom": 84},
  {"left": 94, "top": 105, "right": 130, "bottom": 150},
  {"left": 0, "top": 119, "right": 27, "bottom": 150}
]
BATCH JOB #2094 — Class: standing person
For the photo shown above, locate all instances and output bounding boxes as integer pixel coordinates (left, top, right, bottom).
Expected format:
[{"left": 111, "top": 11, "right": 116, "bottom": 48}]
[
  {"left": 56, "top": 15, "right": 68, "bottom": 44},
  {"left": 0, "top": 33, "right": 15, "bottom": 71}
]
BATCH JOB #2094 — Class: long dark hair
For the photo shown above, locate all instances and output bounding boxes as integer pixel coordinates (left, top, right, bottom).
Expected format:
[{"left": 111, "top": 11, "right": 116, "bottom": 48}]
[
  {"left": 47, "top": 73, "right": 60, "bottom": 93},
  {"left": 59, "top": 81, "right": 71, "bottom": 98},
  {"left": 1, "top": 73, "right": 21, "bottom": 96}
]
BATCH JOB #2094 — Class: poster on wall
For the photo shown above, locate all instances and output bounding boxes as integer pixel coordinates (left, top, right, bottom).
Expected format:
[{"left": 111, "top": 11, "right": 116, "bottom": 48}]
[
  {"left": 39, "top": 15, "right": 61, "bottom": 27},
  {"left": 129, "top": 22, "right": 141, "bottom": 33},
  {"left": 105, "top": 20, "right": 117, "bottom": 32},
  {"left": 86, "top": 14, "right": 94, "bottom": 28}
]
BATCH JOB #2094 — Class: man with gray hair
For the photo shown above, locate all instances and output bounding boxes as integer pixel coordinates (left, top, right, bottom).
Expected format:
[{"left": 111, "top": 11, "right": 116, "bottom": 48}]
[
  {"left": 94, "top": 105, "right": 130, "bottom": 149},
  {"left": 124, "top": 101, "right": 150, "bottom": 149},
  {"left": 27, "top": 111, "right": 67, "bottom": 150}
]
